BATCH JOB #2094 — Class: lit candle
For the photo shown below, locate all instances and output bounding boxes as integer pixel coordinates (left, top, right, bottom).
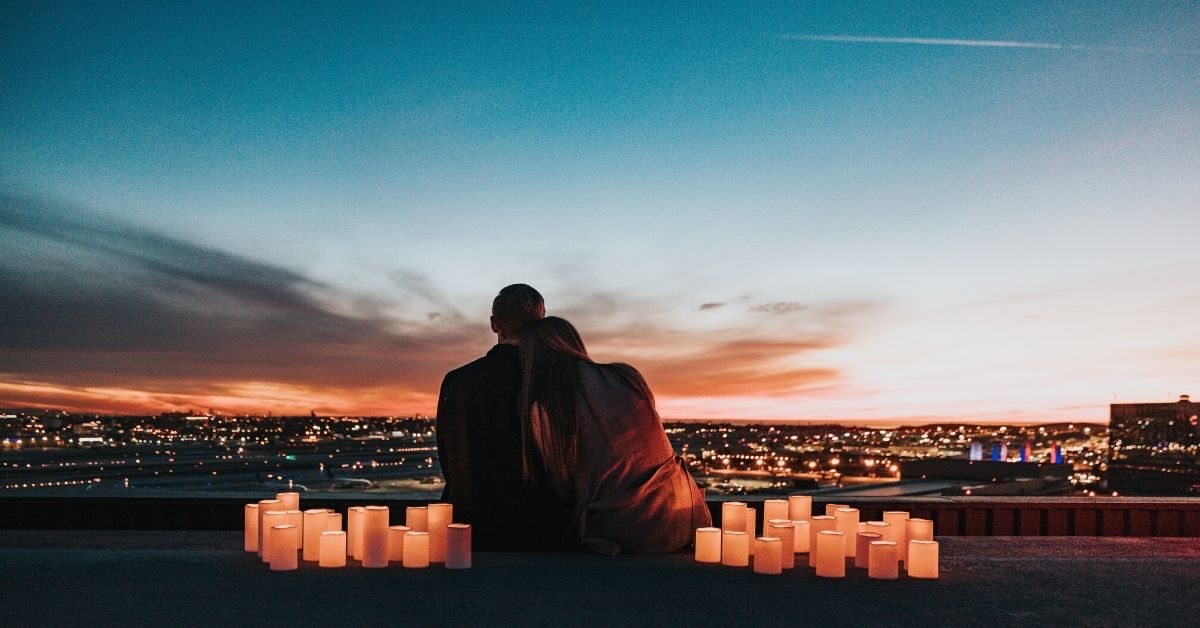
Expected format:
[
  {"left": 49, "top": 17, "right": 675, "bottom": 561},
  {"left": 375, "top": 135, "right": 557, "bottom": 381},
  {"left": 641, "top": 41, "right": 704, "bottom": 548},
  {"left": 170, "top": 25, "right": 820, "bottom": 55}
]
[
  {"left": 721, "top": 502, "right": 747, "bottom": 533},
  {"left": 262, "top": 510, "right": 288, "bottom": 563},
  {"left": 319, "top": 531, "right": 346, "bottom": 568},
  {"left": 868, "top": 540, "right": 898, "bottom": 579},
  {"left": 348, "top": 506, "right": 366, "bottom": 559},
  {"left": 269, "top": 524, "right": 298, "bottom": 571},
  {"left": 854, "top": 532, "right": 881, "bottom": 569},
  {"left": 402, "top": 531, "right": 430, "bottom": 568},
  {"left": 388, "top": 525, "right": 410, "bottom": 562},
  {"left": 720, "top": 531, "right": 749, "bottom": 567},
  {"left": 303, "top": 509, "right": 331, "bottom": 561},
  {"left": 902, "top": 518, "right": 931, "bottom": 566},
  {"left": 882, "top": 511, "right": 910, "bottom": 560},
  {"left": 834, "top": 508, "right": 860, "bottom": 557},
  {"left": 361, "top": 505, "right": 390, "bottom": 568},
  {"left": 694, "top": 527, "right": 721, "bottom": 563},
  {"left": 907, "top": 540, "right": 939, "bottom": 578},
  {"left": 256, "top": 499, "right": 279, "bottom": 557},
  {"left": 866, "top": 521, "right": 890, "bottom": 537},
  {"left": 815, "top": 531, "right": 846, "bottom": 578},
  {"left": 276, "top": 492, "right": 300, "bottom": 511},
  {"left": 791, "top": 520, "right": 810, "bottom": 553},
  {"left": 808, "top": 515, "right": 836, "bottom": 567},
  {"left": 446, "top": 523, "right": 472, "bottom": 569},
  {"left": 753, "top": 537, "right": 782, "bottom": 575},
  {"left": 326, "top": 512, "right": 343, "bottom": 534},
  {"left": 788, "top": 495, "right": 812, "bottom": 522},
  {"left": 244, "top": 504, "right": 259, "bottom": 552},
  {"left": 428, "top": 503, "right": 453, "bottom": 563},
  {"left": 406, "top": 506, "right": 428, "bottom": 532},
  {"left": 745, "top": 508, "right": 757, "bottom": 553},
  {"left": 763, "top": 499, "right": 788, "bottom": 523},
  {"left": 825, "top": 503, "right": 848, "bottom": 517},
  {"left": 767, "top": 520, "right": 795, "bottom": 569},
  {"left": 284, "top": 510, "right": 303, "bottom": 550}
]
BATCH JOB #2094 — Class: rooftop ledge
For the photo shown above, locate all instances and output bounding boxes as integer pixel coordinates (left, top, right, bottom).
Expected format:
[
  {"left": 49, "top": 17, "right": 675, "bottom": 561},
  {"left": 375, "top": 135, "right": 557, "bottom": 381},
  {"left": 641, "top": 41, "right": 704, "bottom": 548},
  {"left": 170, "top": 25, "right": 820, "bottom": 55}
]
[
  {"left": 2, "top": 531, "right": 1199, "bottom": 626},
  {"left": 3, "top": 493, "right": 1200, "bottom": 536}
]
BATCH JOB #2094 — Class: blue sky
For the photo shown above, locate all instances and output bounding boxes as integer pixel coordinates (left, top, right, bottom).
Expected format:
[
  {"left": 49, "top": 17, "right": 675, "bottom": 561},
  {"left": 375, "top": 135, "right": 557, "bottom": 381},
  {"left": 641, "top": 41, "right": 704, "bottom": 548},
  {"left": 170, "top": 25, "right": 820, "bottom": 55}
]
[{"left": 2, "top": 1, "right": 1198, "bottom": 421}]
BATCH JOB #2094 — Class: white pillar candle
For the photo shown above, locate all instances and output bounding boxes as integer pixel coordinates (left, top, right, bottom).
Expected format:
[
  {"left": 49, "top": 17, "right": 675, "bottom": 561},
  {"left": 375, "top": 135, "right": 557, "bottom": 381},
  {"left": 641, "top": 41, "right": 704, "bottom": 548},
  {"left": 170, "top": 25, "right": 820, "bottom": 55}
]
[
  {"left": 326, "top": 511, "right": 342, "bottom": 533},
  {"left": 244, "top": 504, "right": 259, "bottom": 552},
  {"left": 269, "top": 524, "right": 298, "bottom": 571},
  {"left": 883, "top": 511, "right": 910, "bottom": 560},
  {"left": 402, "top": 531, "right": 430, "bottom": 568},
  {"left": 767, "top": 520, "right": 795, "bottom": 569},
  {"left": 256, "top": 499, "right": 280, "bottom": 557},
  {"left": 720, "top": 531, "right": 749, "bottom": 567},
  {"left": 361, "top": 505, "right": 390, "bottom": 568},
  {"left": 788, "top": 495, "right": 812, "bottom": 522},
  {"left": 319, "top": 531, "right": 346, "bottom": 568},
  {"left": 753, "top": 537, "right": 782, "bottom": 575},
  {"left": 825, "top": 503, "right": 848, "bottom": 517},
  {"left": 276, "top": 492, "right": 300, "bottom": 511},
  {"left": 446, "top": 523, "right": 472, "bottom": 569},
  {"left": 834, "top": 508, "right": 860, "bottom": 557},
  {"left": 868, "top": 540, "right": 899, "bottom": 579},
  {"left": 406, "top": 506, "right": 428, "bottom": 532},
  {"left": 284, "top": 510, "right": 303, "bottom": 550},
  {"left": 745, "top": 508, "right": 757, "bottom": 553},
  {"left": 808, "top": 516, "right": 836, "bottom": 567},
  {"left": 902, "top": 518, "right": 931, "bottom": 566},
  {"left": 854, "top": 532, "right": 881, "bottom": 569},
  {"left": 302, "top": 509, "right": 331, "bottom": 560},
  {"left": 866, "top": 521, "right": 890, "bottom": 538},
  {"left": 791, "top": 520, "right": 810, "bottom": 553},
  {"left": 695, "top": 527, "right": 721, "bottom": 563},
  {"left": 763, "top": 499, "right": 788, "bottom": 523},
  {"left": 857, "top": 522, "right": 867, "bottom": 534},
  {"left": 721, "top": 502, "right": 747, "bottom": 533},
  {"left": 388, "top": 525, "right": 411, "bottom": 562},
  {"left": 262, "top": 510, "right": 288, "bottom": 563},
  {"left": 427, "top": 503, "right": 453, "bottom": 563},
  {"left": 349, "top": 506, "right": 366, "bottom": 560},
  {"left": 815, "top": 531, "right": 846, "bottom": 578},
  {"left": 907, "top": 540, "right": 939, "bottom": 578}
]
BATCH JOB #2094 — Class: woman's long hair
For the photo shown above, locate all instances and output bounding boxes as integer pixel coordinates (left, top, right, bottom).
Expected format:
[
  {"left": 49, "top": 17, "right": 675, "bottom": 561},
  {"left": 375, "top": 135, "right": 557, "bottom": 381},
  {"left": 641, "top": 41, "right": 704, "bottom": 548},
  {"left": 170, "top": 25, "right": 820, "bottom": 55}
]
[{"left": 519, "top": 316, "right": 591, "bottom": 483}]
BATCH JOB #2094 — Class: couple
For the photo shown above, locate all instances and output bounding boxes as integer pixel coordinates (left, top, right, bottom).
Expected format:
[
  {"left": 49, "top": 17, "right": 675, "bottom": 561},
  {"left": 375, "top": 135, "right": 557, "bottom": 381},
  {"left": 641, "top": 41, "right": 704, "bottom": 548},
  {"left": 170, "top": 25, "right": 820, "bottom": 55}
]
[{"left": 436, "top": 284, "right": 711, "bottom": 554}]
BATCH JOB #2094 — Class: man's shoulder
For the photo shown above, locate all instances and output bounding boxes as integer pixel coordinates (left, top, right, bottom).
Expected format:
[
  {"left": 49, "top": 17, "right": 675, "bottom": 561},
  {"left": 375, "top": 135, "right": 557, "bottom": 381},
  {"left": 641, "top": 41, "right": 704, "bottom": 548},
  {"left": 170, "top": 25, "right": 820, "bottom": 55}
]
[{"left": 442, "top": 346, "right": 518, "bottom": 389}]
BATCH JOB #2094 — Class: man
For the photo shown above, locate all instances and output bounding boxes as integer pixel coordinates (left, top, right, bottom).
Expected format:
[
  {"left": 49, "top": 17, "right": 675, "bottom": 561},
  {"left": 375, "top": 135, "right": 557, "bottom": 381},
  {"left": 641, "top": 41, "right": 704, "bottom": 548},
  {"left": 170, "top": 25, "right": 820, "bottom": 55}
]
[{"left": 435, "top": 284, "right": 565, "bottom": 550}]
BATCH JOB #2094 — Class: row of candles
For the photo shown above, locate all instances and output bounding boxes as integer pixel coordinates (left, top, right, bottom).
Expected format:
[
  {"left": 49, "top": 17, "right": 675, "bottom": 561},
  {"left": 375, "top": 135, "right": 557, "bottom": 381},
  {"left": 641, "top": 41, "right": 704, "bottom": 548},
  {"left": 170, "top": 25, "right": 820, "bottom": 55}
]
[
  {"left": 696, "top": 497, "right": 939, "bottom": 579},
  {"left": 243, "top": 493, "right": 472, "bottom": 572}
]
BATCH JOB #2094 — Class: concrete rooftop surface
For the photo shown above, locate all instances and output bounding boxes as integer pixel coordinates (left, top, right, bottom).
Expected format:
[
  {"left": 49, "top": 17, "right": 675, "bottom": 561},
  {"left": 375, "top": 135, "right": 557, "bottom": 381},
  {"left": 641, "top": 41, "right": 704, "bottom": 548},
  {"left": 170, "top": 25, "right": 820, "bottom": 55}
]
[{"left": 2, "top": 531, "right": 1198, "bottom": 627}]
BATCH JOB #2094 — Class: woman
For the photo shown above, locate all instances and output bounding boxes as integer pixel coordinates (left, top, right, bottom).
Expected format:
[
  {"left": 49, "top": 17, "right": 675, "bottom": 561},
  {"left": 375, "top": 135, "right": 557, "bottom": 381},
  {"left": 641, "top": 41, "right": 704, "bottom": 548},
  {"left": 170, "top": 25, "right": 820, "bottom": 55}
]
[{"left": 519, "top": 316, "right": 711, "bottom": 554}]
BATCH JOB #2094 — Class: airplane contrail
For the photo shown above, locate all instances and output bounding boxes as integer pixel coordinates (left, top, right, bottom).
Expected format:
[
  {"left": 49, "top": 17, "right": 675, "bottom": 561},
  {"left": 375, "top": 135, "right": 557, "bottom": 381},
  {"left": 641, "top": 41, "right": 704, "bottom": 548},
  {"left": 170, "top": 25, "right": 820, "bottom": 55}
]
[{"left": 780, "top": 34, "right": 1200, "bottom": 55}]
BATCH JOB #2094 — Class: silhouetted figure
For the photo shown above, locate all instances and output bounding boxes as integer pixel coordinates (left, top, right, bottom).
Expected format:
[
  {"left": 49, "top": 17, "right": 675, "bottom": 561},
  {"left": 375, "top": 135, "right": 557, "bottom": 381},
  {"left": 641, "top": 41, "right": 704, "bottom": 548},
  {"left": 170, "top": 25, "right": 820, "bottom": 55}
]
[
  {"left": 520, "top": 317, "right": 711, "bottom": 554},
  {"left": 436, "top": 284, "right": 566, "bottom": 550}
]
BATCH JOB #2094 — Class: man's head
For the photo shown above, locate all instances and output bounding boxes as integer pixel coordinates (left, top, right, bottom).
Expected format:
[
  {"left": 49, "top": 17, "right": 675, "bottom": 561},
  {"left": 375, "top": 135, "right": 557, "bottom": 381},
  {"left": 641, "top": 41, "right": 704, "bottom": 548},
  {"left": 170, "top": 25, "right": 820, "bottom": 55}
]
[{"left": 490, "top": 284, "right": 545, "bottom": 343}]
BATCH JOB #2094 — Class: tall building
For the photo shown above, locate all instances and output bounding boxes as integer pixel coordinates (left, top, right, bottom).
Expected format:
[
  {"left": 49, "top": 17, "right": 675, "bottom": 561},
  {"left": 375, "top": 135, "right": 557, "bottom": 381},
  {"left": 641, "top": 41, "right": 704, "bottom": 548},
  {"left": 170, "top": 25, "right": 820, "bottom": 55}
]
[{"left": 1108, "top": 395, "right": 1200, "bottom": 495}]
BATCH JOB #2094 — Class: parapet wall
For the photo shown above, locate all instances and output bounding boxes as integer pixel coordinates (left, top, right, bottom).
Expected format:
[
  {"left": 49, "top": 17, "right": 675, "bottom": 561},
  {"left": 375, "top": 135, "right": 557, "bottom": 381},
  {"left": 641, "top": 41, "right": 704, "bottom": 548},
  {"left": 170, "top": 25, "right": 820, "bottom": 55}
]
[{"left": 4, "top": 494, "right": 1199, "bottom": 536}]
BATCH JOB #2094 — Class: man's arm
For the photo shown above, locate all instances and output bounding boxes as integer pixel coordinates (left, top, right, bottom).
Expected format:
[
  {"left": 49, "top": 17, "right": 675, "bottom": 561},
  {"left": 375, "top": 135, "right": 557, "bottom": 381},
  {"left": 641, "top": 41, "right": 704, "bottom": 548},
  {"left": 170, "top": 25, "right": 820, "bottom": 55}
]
[{"left": 435, "top": 372, "right": 464, "bottom": 503}]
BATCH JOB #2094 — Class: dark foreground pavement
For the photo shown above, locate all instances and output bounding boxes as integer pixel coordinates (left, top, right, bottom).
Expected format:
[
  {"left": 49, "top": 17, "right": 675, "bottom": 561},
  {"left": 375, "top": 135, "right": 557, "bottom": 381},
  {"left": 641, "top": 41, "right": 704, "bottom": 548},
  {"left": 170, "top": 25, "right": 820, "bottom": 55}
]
[{"left": 1, "top": 531, "right": 1198, "bottom": 627}]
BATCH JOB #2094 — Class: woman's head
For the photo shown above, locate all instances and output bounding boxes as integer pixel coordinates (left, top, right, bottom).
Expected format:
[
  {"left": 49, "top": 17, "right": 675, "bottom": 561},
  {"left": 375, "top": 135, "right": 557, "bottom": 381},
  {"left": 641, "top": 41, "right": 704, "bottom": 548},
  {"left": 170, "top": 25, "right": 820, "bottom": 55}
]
[
  {"left": 519, "top": 316, "right": 591, "bottom": 483},
  {"left": 523, "top": 316, "right": 588, "bottom": 361}
]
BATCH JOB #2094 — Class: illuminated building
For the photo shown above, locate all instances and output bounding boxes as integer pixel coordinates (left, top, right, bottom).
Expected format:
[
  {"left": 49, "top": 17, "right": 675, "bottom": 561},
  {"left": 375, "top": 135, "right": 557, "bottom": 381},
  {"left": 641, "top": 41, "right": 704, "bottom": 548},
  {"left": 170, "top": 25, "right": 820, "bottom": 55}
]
[{"left": 1108, "top": 395, "right": 1200, "bottom": 495}]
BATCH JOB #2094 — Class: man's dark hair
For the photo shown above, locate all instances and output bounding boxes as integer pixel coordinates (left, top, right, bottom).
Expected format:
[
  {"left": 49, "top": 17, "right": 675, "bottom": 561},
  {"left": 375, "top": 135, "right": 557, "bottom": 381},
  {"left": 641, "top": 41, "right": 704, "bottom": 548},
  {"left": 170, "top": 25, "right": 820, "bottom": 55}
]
[{"left": 492, "top": 284, "right": 545, "bottom": 337}]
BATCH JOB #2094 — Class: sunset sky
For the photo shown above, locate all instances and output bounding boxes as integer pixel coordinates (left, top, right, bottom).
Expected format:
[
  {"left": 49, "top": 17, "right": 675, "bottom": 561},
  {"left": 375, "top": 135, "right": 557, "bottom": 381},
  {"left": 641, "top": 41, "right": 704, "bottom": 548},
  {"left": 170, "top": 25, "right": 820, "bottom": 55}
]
[{"left": 2, "top": 2, "right": 1198, "bottom": 423}]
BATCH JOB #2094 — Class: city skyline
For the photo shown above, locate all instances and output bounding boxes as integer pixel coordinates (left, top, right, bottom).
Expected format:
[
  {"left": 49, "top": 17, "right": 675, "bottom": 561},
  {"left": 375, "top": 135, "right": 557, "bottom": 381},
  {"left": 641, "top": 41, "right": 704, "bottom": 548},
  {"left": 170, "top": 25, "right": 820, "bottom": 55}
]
[{"left": 2, "top": 3, "right": 1198, "bottom": 423}]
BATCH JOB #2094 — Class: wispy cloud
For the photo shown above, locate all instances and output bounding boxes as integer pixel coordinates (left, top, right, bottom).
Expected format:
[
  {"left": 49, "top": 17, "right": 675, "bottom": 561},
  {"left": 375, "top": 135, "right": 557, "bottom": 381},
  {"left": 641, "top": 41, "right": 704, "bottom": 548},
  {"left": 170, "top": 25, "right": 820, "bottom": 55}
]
[{"left": 780, "top": 34, "right": 1200, "bottom": 55}]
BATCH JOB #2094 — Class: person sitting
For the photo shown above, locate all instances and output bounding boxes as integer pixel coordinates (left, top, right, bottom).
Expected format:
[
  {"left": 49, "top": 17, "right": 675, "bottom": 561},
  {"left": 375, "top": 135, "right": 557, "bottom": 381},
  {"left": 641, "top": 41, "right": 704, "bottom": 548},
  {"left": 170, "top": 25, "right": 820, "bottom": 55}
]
[
  {"left": 435, "top": 284, "right": 566, "bottom": 550},
  {"left": 519, "top": 316, "right": 711, "bottom": 554}
]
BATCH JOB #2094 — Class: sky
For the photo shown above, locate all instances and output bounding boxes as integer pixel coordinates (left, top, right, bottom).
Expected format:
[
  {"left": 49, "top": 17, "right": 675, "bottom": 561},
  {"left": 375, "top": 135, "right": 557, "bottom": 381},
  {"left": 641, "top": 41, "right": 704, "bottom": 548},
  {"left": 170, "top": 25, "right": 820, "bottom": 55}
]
[{"left": 1, "top": 1, "right": 1198, "bottom": 423}]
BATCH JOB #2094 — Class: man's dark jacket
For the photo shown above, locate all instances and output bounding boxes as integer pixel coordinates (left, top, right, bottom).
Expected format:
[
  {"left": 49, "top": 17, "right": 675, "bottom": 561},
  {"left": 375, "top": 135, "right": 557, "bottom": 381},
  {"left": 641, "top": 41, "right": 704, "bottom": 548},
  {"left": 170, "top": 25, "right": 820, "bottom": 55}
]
[{"left": 436, "top": 344, "right": 565, "bottom": 550}]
